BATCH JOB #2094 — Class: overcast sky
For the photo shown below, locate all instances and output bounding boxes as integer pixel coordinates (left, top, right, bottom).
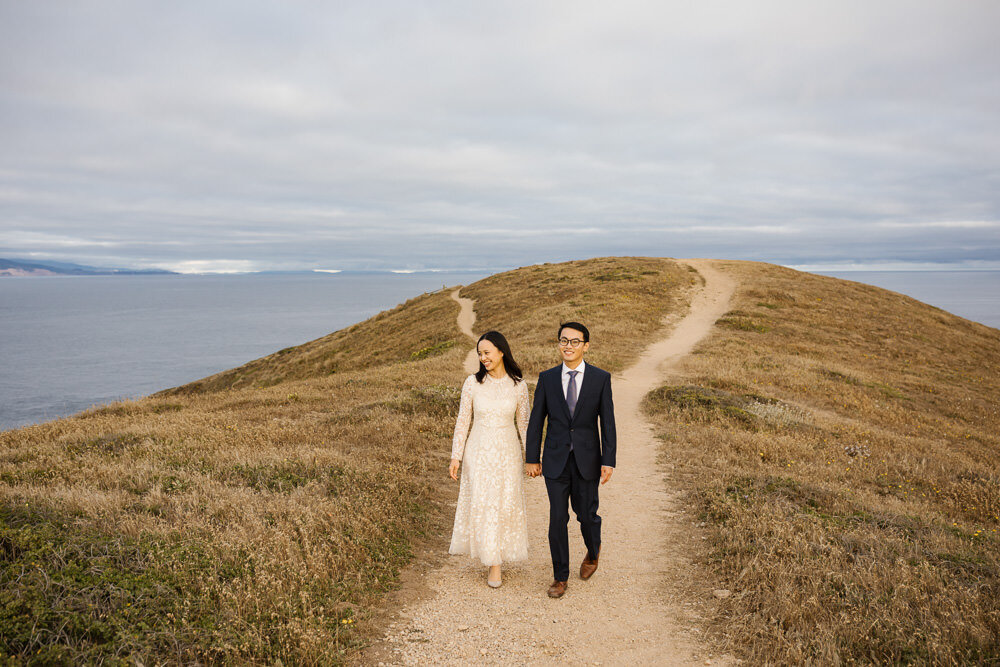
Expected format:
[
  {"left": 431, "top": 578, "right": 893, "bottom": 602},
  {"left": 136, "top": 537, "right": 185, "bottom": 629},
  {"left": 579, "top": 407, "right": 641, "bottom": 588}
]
[{"left": 2, "top": 1, "right": 999, "bottom": 273}]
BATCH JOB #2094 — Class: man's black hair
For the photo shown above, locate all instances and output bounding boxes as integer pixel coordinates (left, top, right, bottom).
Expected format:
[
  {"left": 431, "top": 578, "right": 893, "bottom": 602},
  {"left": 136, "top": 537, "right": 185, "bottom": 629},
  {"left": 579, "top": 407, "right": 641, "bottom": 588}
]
[{"left": 558, "top": 321, "right": 590, "bottom": 342}]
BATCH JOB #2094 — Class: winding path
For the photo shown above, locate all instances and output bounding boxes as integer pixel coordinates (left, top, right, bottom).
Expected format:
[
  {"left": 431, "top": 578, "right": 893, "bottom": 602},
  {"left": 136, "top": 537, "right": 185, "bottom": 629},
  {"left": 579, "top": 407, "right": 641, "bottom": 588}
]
[
  {"left": 451, "top": 289, "right": 480, "bottom": 374},
  {"left": 369, "top": 262, "right": 736, "bottom": 665}
]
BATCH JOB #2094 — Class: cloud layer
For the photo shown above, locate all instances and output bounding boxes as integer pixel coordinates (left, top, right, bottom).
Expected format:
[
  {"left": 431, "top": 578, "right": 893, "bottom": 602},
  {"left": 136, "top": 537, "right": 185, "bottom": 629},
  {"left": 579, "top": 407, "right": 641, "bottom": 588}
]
[{"left": 2, "top": 1, "right": 999, "bottom": 271}]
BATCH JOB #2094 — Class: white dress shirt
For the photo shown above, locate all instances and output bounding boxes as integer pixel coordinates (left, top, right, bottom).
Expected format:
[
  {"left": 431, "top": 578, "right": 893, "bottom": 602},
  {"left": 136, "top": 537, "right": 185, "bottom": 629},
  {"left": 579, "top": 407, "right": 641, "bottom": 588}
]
[{"left": 561, "top": 360, "right": 586, "bottom": 399}]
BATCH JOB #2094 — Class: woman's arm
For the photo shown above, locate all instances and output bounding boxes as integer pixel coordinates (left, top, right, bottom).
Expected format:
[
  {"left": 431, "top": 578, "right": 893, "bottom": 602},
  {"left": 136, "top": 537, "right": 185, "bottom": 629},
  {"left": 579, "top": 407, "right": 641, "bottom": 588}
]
[
  {"left": 515, "top": 380, "right": 530, "bottom": 457},
  {"left": 449, "top": 376, "right": 474, "bottom": 479}
]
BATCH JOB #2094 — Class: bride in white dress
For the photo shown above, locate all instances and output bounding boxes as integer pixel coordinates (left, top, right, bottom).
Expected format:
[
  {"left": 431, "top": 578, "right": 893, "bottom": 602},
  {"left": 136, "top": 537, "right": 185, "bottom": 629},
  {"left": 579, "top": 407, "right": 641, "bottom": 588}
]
[{"left": 448, "top": 330, "right": 530, "bottom": 588}]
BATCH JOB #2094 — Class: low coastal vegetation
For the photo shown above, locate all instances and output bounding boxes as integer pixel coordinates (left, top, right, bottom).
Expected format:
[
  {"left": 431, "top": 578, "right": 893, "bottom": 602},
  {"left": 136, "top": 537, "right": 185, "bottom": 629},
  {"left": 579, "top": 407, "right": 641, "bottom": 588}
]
[
  {"left": 0, "top": 257, "right": 691, "bottom": 664},
  {"left": 645, "top": 261, "right": 999, "bottom": 664}
]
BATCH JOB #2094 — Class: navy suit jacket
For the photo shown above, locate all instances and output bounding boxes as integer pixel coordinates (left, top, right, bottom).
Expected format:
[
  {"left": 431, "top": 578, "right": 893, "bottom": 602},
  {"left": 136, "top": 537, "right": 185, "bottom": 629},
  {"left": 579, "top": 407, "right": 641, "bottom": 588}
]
[{"left": 525, "top": 363, "right": 617, "bottom": 480}]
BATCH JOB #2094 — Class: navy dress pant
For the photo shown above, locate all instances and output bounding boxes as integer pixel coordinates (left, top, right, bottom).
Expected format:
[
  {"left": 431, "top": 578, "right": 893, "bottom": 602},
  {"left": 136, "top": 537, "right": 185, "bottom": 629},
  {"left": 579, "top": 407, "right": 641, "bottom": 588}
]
[{"left": 544, "top": 451, "right": 601, "bottom": 582}]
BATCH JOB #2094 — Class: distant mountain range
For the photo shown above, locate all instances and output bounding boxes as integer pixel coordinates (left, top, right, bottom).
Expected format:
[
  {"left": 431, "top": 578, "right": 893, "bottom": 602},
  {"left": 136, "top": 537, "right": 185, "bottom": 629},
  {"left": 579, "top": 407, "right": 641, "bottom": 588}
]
[{"left": 0, "top": 257, "right": 177, "bottom": 277}]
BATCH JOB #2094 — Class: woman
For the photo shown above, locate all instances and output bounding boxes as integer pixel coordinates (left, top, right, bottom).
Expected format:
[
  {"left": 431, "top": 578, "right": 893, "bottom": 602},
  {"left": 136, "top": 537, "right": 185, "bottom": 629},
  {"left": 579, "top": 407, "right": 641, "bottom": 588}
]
[{"left": 448, "top": 330, "right": 530, "bottom": 587}]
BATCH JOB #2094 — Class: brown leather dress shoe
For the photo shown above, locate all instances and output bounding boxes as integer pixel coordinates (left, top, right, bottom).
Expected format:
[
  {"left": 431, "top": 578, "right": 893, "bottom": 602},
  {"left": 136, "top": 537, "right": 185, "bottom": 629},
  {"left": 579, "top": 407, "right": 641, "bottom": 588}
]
[
  {"left": 547, "top": 580, "right": 567, "bottom": 598},
  {"left": 580, "top": 549, "right": 600, "bottom": 580}
]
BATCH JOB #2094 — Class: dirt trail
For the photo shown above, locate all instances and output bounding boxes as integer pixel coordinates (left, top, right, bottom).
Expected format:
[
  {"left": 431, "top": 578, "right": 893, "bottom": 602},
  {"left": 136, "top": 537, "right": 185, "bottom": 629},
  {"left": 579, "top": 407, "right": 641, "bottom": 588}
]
[
  {"left": 451, "top": 289, "right": 480, "bottom": 374},
  {"left": 368, "top": 262, "right": 736, "bottom": 665}
]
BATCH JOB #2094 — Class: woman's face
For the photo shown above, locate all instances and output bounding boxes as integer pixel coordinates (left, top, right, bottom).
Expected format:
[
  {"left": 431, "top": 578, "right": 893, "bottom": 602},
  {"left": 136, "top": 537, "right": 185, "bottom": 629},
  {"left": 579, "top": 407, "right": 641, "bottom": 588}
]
[{"left": 478, "top": 339, "right": 505, "bottom": 374}]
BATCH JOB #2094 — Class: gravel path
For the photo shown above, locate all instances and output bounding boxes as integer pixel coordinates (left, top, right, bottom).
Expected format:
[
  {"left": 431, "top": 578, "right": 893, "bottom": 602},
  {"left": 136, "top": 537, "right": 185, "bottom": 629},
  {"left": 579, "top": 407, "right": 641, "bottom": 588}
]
[{"left": 367, "top": 262, "right": 736, "bottom": 665}]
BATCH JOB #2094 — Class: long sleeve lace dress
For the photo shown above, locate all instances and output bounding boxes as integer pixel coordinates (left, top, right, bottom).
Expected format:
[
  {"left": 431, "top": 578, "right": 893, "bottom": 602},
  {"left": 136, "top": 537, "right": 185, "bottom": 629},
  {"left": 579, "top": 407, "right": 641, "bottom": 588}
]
[{"left": 448, "top": 373, "right": 530, "bottom": 566}]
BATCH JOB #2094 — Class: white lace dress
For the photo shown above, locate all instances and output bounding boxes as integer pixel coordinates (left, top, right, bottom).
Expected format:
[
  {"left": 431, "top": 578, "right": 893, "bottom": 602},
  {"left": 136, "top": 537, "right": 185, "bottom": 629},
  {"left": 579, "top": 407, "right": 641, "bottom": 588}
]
[{"left": 449, "top": 373, "right": 530, "bottom": 566}]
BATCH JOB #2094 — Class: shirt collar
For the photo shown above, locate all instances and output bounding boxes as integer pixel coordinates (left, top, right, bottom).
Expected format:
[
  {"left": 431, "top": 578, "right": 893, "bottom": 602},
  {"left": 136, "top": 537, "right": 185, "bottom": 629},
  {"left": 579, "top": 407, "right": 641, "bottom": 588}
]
[{"left": 562, "top": 360, "right": 586, "bottom": 376}]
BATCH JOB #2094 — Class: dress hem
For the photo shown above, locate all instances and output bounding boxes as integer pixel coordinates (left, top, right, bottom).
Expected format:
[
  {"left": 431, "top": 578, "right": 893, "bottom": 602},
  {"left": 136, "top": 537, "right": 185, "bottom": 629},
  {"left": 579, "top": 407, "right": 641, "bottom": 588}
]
[{"left": 448, "top": 548, "right": 530, "bottom": 567}]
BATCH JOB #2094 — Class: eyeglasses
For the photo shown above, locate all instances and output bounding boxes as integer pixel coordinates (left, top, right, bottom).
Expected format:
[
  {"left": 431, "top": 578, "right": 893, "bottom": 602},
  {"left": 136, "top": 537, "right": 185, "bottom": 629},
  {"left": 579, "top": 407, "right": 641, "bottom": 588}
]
[{"left": 558, "top": 337, "right": 585, "bottom": 348}]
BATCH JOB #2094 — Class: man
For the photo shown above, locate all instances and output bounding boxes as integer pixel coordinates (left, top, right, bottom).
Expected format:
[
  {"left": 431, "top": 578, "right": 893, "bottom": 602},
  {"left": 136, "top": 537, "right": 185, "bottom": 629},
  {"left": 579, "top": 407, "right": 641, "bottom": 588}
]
[{"left": 525, "top": 321, "right": 617, "bottom": 598}]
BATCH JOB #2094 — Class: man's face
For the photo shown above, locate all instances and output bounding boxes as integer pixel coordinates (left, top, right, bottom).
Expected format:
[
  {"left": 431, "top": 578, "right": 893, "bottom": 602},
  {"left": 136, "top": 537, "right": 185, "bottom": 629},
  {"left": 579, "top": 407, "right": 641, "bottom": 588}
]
[{"left": 558, "top": 327, "right": 589, "bottom": 366}]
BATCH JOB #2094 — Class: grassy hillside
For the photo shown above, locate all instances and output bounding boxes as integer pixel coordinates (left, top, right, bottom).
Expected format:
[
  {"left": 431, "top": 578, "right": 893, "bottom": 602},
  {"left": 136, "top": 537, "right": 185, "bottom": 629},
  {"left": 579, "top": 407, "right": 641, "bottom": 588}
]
[
  {"left": 161, "top": 288, "right": 467, "bottom": 393},
  {"left": 7, "top": 257, "right": 994, "bottom": 664},
  {"left": 0, "top": 257, "right": 692, "bottom": 664},
  {"left": 644, "top": 261, "right": 999, "bottom": 664}
]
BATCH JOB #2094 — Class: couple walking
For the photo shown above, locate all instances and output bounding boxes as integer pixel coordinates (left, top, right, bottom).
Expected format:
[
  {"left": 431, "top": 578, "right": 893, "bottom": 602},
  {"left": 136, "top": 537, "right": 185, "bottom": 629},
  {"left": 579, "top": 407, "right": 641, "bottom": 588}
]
[{"left": 448, "top": 322, "right": 617, "bottom": 597}]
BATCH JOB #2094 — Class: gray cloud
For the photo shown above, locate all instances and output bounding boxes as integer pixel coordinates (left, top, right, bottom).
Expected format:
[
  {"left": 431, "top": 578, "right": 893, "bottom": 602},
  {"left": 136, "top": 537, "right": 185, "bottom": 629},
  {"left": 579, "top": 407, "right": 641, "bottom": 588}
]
[{"left": 2, "top": 1, "right": 999, "bottom": 272}]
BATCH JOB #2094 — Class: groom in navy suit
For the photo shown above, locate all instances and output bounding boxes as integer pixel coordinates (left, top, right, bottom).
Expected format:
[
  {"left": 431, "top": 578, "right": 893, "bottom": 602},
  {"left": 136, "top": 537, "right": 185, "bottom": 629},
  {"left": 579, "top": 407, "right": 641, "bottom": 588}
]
[{"left": 525, "top": 321, "right": 616, "bottom": 598}]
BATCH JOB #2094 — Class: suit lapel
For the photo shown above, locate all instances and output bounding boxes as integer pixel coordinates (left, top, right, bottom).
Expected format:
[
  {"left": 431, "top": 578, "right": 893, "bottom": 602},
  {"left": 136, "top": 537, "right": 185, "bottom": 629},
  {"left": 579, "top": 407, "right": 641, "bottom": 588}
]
[
  {"left": 549, "top": 366, "right": 572, "bottom": 422},
  {"left": 572, "top": 367, "right": 598, "bottom": 423}
]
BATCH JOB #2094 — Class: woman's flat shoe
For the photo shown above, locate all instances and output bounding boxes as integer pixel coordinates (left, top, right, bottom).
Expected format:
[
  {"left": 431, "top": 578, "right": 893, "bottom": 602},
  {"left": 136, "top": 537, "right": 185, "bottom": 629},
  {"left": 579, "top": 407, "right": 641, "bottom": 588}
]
[{"left": 487, "top": 577, "right": 502, "bottom": 588}]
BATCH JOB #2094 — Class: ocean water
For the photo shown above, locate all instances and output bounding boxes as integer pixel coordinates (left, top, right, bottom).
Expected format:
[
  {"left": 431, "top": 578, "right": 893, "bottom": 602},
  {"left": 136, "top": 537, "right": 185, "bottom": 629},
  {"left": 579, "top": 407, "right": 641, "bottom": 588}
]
[
  {"left": 0, "top": 272, "right": 488, "bottom": 431},
  {"left": 1, "top": 269, "right": 997, "bottom": 432},
  {"left": 815, "top": 271, "right": 1000, "bottom": 329}
]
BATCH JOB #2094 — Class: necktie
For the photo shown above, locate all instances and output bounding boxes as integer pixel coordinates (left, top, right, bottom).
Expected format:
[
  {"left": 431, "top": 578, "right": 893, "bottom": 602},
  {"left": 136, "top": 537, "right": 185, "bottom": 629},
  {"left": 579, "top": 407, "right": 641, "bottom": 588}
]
[{"left": 566, "top": 370, "right": 579, "bottom": 416}]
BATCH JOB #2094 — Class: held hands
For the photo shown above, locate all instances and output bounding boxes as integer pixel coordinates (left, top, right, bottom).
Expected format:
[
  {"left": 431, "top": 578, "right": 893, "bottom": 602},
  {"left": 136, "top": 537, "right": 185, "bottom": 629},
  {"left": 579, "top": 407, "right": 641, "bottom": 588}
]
[
  {"left": 449, "top": 458, "right": 460, "bottom": 481},
  {"left": 522, "top": 463, "right": 610, "bottom": 481}
]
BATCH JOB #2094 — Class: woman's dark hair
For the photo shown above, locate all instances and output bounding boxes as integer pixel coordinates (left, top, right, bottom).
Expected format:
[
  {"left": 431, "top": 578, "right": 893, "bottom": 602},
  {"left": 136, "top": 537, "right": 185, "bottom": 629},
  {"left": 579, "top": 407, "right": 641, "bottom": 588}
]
[
  {"left": 475, "top": 330, "right": 523, "bottom": 384},
  {"left": 558, "top": 321, "right": 590, "bottom": 342}
]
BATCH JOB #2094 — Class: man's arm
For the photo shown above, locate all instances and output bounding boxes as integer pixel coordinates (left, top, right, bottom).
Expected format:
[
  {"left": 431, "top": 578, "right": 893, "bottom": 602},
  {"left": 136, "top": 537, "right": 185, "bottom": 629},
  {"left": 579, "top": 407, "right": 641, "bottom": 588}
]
[
  {"left": 599, "top": 373, "right": 617, "bottom": 481},
  {"left": 524, "top": 375, "right": 547, "bottom": 471}
]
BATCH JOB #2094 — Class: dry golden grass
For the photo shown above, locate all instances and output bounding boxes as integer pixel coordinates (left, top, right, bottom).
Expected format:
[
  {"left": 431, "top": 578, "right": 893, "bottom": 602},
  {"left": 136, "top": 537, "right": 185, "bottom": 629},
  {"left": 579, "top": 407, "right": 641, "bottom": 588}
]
[
  {"left": 645, "top": 261, "right": 1000, "bottom": 664},
  {"left": 1, "top": 359, "right": 464, "bottom": 664},
  {"left": 0, "top": 257, "right": 693, "bottom": 664}
]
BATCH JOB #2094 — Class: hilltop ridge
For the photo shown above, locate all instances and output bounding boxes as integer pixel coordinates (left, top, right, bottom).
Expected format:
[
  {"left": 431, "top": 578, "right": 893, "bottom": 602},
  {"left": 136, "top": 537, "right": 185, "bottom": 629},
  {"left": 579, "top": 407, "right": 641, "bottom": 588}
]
[{"left": 162, "top": 257, "right": 692, "bottom": 393}]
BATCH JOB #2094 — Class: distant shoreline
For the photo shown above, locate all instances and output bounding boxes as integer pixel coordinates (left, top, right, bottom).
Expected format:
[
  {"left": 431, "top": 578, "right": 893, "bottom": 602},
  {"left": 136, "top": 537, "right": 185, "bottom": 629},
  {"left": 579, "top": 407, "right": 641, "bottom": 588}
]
[
  {"left": 0, "top": 256, "right": 497, "bottom": 278},
  {"left": 0, "top": 269, "right": 497, "bottom": 278},
  {"left": 0, "top": 257, "right": 176, "bottom": 277},
  {"left": 0, "top": 269, "right": 178, "bottom": 277}
]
